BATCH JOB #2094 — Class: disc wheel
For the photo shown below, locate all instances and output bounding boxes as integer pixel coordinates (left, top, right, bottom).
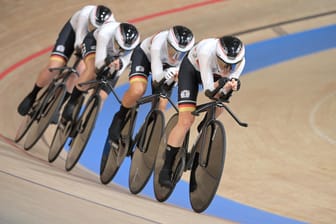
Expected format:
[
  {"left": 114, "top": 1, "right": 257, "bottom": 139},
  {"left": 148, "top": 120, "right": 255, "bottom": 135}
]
[
  {"left": 14, "top": 112, "right": 37, "bottom": 143},
  {"left": 24, "top": 85, "right": 65, "bottom": 150},
  {"left": 100, "top": 111, "right": 134, "bottom": 184},
  {"left": 153, "top": 113, "right": 186, "bottom": 202},
  {"left": 14, "top": 86, "right": 51, "bottom": 143},
  {"left": 48, "top": 95, "right": 84, "bottom": 163},
  {"left": 129, "top": 110, "right": 164, "bottom": 194},
  {"left": 189, "top": 120, "right": 226, "bottom": 213},
  {"left": 65, "top": 96, "right": 100, "bottom": 171}
]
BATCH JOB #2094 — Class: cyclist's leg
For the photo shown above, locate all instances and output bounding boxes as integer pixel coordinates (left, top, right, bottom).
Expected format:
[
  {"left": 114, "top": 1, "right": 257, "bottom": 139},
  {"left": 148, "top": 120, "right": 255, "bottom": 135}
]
[
  {"left": 65, "top": 59, "right": 85, "bottom": 93},
  {"left": 108, "top": 80, "right": 147, "bottom": 144},
  {"left": 62, "top": 34, "right": 96, "bottom": 122},
  {"left": 159, "top": 57, "right": 200, "bottom": 187},
  {"left": 17, "top": 57, "right": 67, "bottom": 116},
  {"left": 50, "top": 60, "right": 83, "bottom": 124},
  {"left": 108, "top": 45, "right": 150, "bottom": 143},
  {"left": 159, "top": 111, "right": 195, "bottom": 187},
  {"left": 18, "top": 21, "right": 74, "bottom": 116}
]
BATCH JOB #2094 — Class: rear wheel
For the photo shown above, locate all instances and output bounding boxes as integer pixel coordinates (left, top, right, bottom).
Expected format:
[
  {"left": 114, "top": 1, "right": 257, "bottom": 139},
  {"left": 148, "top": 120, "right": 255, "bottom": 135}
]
[
  {"left": 189, "top": 120, "right": 226, "bottom": 213},
  {"left": 129, "top": 110, "right": 164, "bottom": 194},
  {"left": 24, "top": 84, "right": 65, "bottom": 150},
  {"left": 14, "top": 113, "right": 36, "bottom": 143},
  {"left": 65, "top": 96, "right": 100, "bottom": 171},
  {"left": 48, "top": 95, "right": 84, "bottom": 163},
  {"left": 153, "top": 113, "right": 186, "bottom": 202},
  {"left": 100, "top": 110, "right": 135, "bottom": 184}
]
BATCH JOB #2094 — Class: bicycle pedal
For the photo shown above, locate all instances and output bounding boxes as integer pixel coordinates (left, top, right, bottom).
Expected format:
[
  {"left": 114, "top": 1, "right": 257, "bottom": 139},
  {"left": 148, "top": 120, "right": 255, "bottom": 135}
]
[
  {"left": 109, "top": 140, "right": 119, "bottom": 150},
  {"left": 126, "top": 149, "right": 134, "bottom": 158},
  {"left": 50, "top": 113, "right": 60, "bottom": 124},
  {"left": 69, "top": 125, "right": 78, "bottom": 138},
  {"left": 136, "top": 144, "right": 144, "bottom": 153},
  {"left": 59, "top": 119, "right": 71, "bottom": 132},
  {"left": 68, "top": 139, "right": 73, "bottom": 146},
  {"left": 27, "top": 111, "right": 34, "bottom": 118},
  {"left": 159, "top": 169, "right": 174, "bottom": 188}
]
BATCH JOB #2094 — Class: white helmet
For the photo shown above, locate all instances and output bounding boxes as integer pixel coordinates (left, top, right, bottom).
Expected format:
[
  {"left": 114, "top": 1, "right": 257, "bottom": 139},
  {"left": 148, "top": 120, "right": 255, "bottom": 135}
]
[
  {"left": 167, "top": 25, "right": 195, "bottom": 52},
  {"left": 216, "top": 36, "right": 245, "bottom": 64},
  {"left": 89, "top": 5, "right": 113, "bottom": 28},
  {"left": 114, "top": 23, "right": 140, "bottom": 51}
]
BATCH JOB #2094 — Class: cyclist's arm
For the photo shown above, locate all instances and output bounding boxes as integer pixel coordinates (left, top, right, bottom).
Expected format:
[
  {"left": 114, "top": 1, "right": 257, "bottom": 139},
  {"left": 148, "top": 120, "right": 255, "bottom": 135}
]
[
  {"left": 151, "top": 35, "right": 166, "bottom": 82},
  {"left": 229, "top": 58, "right": 245, "bottom": 80},
  {"left": 95, "top": 29, "right": 110, "bottom": 70},
  {"left": 73, "top": 6, "right": 93, "bottom": 49},
  {"left": 197, "top": 51, "right": 219, "bottom": 98},
  {"left": 115, "top": 52, "right": 132, "bottom": 78}
]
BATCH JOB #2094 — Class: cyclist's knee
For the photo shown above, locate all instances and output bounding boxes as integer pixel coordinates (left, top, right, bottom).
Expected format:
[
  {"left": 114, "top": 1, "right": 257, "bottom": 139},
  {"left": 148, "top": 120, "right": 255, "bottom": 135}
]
[
  {"left": 49, "top": 57, "right": 66, "bottom": 69},
  {"left": 129, "top": 82, "right": 146, "bottom": 98},
  {"left": 99, "top": 91, "right": 108, "bottom": 101},
  {"left": 177, "top": 112, "right": 195, "bottom": 131}
]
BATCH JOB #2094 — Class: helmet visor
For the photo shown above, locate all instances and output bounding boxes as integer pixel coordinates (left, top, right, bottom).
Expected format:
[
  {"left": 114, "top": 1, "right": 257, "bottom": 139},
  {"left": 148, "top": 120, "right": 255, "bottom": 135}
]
[
  {"left": 167, "top": 41, "right": 185, "bottom": 61},
  {"left": 217, "top": 56, "right": 232, "bottom": 73}
]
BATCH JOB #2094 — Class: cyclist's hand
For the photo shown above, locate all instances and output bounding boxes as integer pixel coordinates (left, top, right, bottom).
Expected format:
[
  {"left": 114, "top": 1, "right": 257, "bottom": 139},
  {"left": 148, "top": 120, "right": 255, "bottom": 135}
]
[
  {"left": 229, "top": 78, "right": 241, "bottom": 91},
  {"left": 164, "top": 67, "right": 178, "bottom": 85},
  {"left": 96, "top": 66, "right": 110, "bottom": 79},
  {"left": 221, "top": 78, "right": 240, "bottom": 94},
  {"left": 108, "top": 58, "right": 122, "bottom": 71}
]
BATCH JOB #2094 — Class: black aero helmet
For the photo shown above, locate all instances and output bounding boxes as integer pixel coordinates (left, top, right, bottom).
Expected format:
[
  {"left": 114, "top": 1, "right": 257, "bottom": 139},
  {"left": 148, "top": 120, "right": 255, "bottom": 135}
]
[
  {"left": 216, "top": 36, "right": 245, "bottom": 64},
  {"left": 167, "top": 25, "right": 195, "bottom": 52},
  {"left": 89, "top": 5, "right": 113, "bottom": 28},
  {"left": 115, "top": 23, "right": 140, "bottom": 51}
]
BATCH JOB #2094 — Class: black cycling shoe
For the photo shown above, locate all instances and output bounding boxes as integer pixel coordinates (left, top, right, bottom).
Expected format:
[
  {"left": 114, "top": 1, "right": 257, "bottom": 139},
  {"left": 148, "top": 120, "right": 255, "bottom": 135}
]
[
  {"left": 159, "top": 168, "right": 174, "bottom": 188},
  {"left": 17, "top": 94, "right": 35, "bottom": 116},
  {"left": 50, "top": 112, "right": 59, "bottom": 124},
  {"left": 108, "top": 115, "right": 123, "bottom": 143},
  {"left": 62, "top": 102, "right": 75, "bottom": 122}
]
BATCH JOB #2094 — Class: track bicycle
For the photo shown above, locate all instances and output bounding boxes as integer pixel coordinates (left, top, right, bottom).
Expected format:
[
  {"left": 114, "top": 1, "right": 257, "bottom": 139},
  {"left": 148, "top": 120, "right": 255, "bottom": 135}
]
[
  {"left": 100, "top": 81, "right": 177, "bottom": 193},
  {"left": 14, "top": 54, "right": 81, "bottom": 149},
  {"left": 48, "top": 69, "right": 119, "bottom": 173},
  {"left": 153, "top": 90, "right": 248, "bottom": 213}
]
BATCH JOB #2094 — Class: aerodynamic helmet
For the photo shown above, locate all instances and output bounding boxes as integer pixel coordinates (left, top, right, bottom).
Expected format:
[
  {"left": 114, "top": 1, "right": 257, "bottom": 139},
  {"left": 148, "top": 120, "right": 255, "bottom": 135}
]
[{"left": 216, "top": 36, "right": 245, "bottom": 64}]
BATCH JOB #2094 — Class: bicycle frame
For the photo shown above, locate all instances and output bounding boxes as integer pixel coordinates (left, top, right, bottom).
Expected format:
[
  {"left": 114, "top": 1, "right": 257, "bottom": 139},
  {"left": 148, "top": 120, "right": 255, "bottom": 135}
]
[
  {"left": 182, "top": 100, "right": 248, "bottom": 171},
  {"left": 132, "top": 92, "right": 178, "bottom": 153},
  {"left": 17, "top": 55, "right": 81, "bottom": 145}
]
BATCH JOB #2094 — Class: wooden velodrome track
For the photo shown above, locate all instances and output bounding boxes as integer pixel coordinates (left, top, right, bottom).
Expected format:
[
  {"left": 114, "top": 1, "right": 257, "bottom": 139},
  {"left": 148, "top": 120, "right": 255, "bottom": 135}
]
[{"left": 0, "top": 0, "right": 335, "bottom": 223}]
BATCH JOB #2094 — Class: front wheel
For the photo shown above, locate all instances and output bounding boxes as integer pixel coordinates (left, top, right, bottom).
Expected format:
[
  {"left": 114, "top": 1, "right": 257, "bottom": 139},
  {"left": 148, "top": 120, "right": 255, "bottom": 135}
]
[
  {"left": 189, "top": 120, "right": 226, "bottom": 213},
  {"left": 129, "top": 110, "right": 164, "bottom": 194},
  {"left": 65, "top": 96, "right": 101, "bottom": 171}
]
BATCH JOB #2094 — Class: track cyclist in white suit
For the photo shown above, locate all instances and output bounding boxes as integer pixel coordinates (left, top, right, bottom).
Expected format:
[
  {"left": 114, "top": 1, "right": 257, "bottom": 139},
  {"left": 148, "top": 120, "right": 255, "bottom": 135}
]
[{"left": 17, "top": 5, "right": 115, "bottom": 116}]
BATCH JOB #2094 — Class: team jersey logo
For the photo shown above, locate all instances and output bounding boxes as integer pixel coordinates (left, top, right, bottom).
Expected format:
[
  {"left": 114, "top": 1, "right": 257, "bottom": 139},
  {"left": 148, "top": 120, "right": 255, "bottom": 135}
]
[
  {"left": 180, "top": 90, "right": 190, "bottom": 98},
  {"left": 135, "top": 65, "right": 145, "bottom": 72},
  {"left": 56, "top": 45, "right": 65, "bottom": 53}
]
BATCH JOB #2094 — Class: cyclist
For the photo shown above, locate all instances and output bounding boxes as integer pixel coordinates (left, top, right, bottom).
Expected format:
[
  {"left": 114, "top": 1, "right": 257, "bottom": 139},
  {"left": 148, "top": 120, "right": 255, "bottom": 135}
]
[
  {"left": 61, "top": 22, "right": 140, "bottom": 122},
  {"left": 158, "top": 35, "right": 246, "bottom": 188},
  {"left": 17, "top": 5, "right": 115, "bottom": 116},
  {"left": 107, "top": 25, "right": 195, "bottom": 148}
]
